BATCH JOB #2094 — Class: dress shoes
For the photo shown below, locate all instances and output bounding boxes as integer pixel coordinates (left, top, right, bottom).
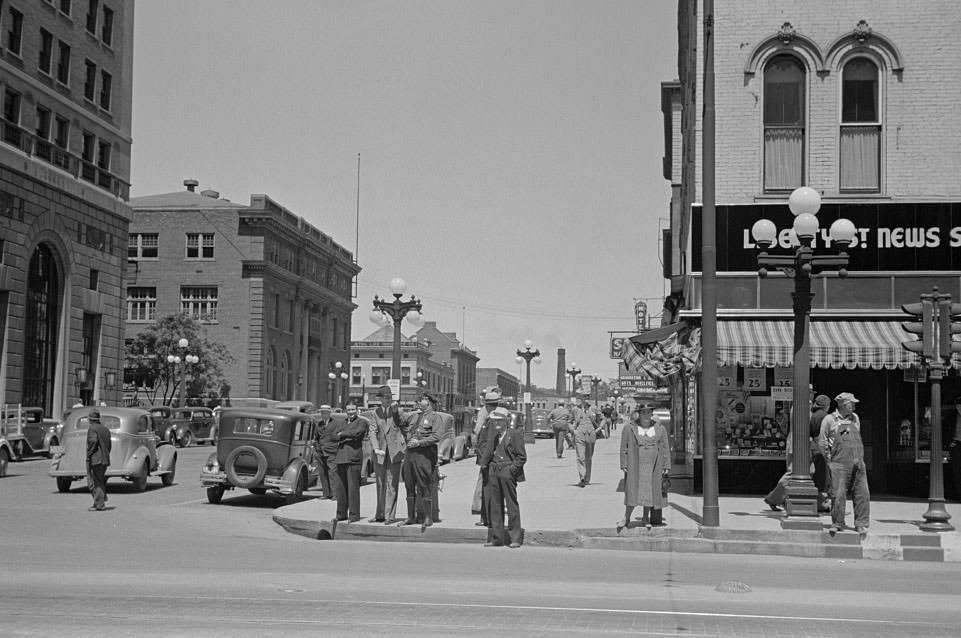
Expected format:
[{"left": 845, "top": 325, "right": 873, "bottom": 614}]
[
  {"left": 508, "top": 542, "right": 521, "bottom": 549},
  {"left": 369, "top": 517, "right": 386, "bottom": 523},
  {"left": 347, "top": 515, "right": 361, "bottom": 523},
  {"left": 764, "top": 500, "right": 783, "bottom": 512},
  {"left": 88, "top": 506, "right": 105, "bottom": 512},
  {"left": 577, "top": 481, "right": 586, "bottom": 488},
  {"left": 474, "top": 521, "right": 487, "bottom": 527},
  {"left": 855, "top": 526, "right": 868, "bottom": 535}
]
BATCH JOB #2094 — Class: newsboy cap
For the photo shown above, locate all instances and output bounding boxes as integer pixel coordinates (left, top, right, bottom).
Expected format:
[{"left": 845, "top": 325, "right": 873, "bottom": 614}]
[
  {"left": 813, "top": 395, "right": 831, "bottom": 408},
  {"left": 835, "top": 392, "right": 859, "bottom": 404}
]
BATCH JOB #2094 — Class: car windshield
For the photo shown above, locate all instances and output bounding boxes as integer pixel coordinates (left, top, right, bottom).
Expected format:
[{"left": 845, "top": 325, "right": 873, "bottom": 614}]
[{"left": 81, "top": 415, "right": 122, "bottom": 431}]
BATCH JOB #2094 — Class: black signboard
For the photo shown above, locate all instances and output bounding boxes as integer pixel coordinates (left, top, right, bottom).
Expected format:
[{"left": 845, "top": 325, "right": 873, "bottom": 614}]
[{"left": 692, "top": 202, "right": 961, "bottom": 272}]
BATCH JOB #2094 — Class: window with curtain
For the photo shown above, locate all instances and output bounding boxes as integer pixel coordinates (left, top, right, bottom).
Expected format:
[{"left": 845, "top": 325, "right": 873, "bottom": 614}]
[
  {"left": 840, "top": 57, "right": 880, "bottom": 192},
  {"left": 763, "top": 55, "right": 805, "bottom": 191}
]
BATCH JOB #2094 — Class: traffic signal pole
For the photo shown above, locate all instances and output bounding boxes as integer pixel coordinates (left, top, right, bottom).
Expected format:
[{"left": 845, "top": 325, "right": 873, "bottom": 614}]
[{"left": 901, "top": 287, "right": 958, "bottom": 531}]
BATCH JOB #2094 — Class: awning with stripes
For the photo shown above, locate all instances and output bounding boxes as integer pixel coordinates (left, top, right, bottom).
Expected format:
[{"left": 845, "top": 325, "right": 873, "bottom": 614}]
[{"left": 717, "top": 320, "right": 928, "bottom": 370}]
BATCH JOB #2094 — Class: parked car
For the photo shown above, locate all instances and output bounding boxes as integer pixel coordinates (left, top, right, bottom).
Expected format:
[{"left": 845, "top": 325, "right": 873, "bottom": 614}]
[
  {"left": 434, "top": 411, "right": 460, "bottom": 464},
  {"left": 530, "top": 408, "right": 553, "bottom": 438},
  {"left": 200, "top": 407, "right": 318, "bottom": 505},
  {"left": 0, "top": 406, "right": 62, "bottom": 459},
  {"left": 169, "top": 406, "right": 217, "bottom": 447},
  {"left": 0, "top": 435, "right": 13, "bottom": 477},
  {"left": 147, "top": 405, "right": 174, "bottom": 443},
  {"left": 276, "top": 400, "right": 315, "bottom": 413},
  {"left": 49, "top": 406, "right": 177, "bottom": 493}
]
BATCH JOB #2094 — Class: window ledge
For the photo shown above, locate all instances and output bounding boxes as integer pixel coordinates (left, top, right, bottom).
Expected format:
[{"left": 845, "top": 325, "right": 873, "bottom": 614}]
[{"left": 753, "top": 193, "right": 893, "bottom": 203}]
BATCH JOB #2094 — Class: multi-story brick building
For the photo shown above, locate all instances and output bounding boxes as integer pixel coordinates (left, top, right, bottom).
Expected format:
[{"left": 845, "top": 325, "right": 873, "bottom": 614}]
[
  {"left": 126, "top": 181, "right": 359, "bottom": 405},
  {"left": 413, "top": 321, "right": 479, "bottom": 413},
  {"left": 653, "top": 1, "right": 961, "bottom": 496},
  {"left": 348, "top": 326, "right": 455, "bottom": 408},
  {"left": 475, "top": 367, "right": 519, "bottom": 404},
  {"left": 0, "top": 0, "right": 133, "bottom": 416}
]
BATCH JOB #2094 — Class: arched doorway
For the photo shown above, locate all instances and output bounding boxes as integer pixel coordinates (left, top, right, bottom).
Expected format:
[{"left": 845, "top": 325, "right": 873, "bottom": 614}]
[{"left": 23, "top": 243, "right": 61, "bottom": 415}]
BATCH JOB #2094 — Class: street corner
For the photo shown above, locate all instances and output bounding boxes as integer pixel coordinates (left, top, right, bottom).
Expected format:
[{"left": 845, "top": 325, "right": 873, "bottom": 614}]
[{"left": 941, "top": 532, "right": 961, "bottom": 562}]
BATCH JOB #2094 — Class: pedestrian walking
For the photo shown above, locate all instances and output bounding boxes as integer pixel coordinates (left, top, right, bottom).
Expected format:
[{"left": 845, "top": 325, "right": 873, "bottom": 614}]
[
  {"left": 366, "top": 386, "right": 406, "bottom": 524},
  {"left": 471, "top": 388, "right": 502, "bottom": 524},
  {"left": 819, "top": 392, "right": 870, "bottom": 535},
  {"left": 331, "top": 403, "right": 368, "bottom": 523},
  {"left": 763, "top": 429, "right": 792, "bottom": 512},
  {"left": 617, "top": 404, "right": 670, "bottom": 531},
  {"left": 85, "top": 410, "right": 111, "bottom": 511},
  {"left": 313, "top": 405, "right": 337, "bottom": 500},
  {"left": 570, "top": 396, "right": 602, "bottom": 487},
  {"left": 547, "top": 399, "right": 571, "bottom": 458},
  {"left": 809, "top": 394, "right": 833, "bottom": 511},
  {"left": 949, "top": 396, "right": 961, "bottom": 502},
  {"left": 400, "top": 390, "right": 444, "bottom": 530},
  {"left": 478, "top": 407, "right": 527, "bottom": 548}
]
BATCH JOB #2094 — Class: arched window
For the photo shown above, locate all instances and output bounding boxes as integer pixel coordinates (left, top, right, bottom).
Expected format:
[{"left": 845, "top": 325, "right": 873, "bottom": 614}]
[
  {"left": 763, "top": 55, "right": 806, "bottom": 191},
  {"left": 840, "top": 57, "right": 880, "bottom": 192}
]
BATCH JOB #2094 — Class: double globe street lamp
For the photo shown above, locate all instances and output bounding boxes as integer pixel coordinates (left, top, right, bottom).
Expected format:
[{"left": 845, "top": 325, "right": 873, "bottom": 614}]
[
  {"left": 750, "top": 186, "right": 856, "bottom": 523},
  {"left": 566, "top": 363, "right": 581, "bottom": 399},
  {"left": 370, "top": 278, "right": 424, "bottom": 385},
  {"left": 167, "top": 338, "right": 199, "bottom": 407},
  {"left": 515, "top": 340, "right": 541, "bottom": 443},
  {"left": 328, "top": 361, "right": 348, "bottom": 407}
]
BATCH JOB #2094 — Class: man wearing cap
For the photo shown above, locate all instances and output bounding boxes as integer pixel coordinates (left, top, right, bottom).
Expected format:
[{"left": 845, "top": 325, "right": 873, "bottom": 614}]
[
  {"left": 478, "top": 406, "right": 527, "bottom": 548},
  {"left": 819, "top": 392, "right": 870, "bottom": 534},
  {"left": 548, "top": 399, "right": 572, "bottom": 459},
  {"left": 312, "top": 405, "right": 337, "bottom": 500},
  {"left": 570, "top": 396, "right": 602, "bottom": 487},
  {"left": 809, "top": 394, "right": 833, "bottom": 512},
  {"left": 400, "top": 390, "right": 444, "bottom": 530},
  {"left": 366, "top": 386, "right": 406, "bottom": 523},
  {"left": 471, "top": 388, "right": 503, "bottom": 525},
  {"left": 85, "top": 410, "right": 112, "bottom": 511}
]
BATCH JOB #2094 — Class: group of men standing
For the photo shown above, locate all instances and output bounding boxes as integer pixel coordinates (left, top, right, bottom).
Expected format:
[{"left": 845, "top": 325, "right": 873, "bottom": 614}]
[
  {"left": 312, "top": 386, "right": 447, "bottom": 531},
  {"left": 547, "top": 397, "right": 614, "bottom": 488}
]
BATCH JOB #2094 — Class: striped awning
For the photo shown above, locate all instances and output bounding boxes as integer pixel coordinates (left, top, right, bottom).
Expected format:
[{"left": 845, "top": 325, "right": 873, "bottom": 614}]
[{"left": 717, "top": 320, "right": 927, "bottom": 370}]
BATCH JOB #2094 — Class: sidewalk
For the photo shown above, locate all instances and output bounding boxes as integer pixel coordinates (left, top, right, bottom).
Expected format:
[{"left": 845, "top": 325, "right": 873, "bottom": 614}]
[{"left": 273, "top": 432, "right": 961, "bottom": 562}]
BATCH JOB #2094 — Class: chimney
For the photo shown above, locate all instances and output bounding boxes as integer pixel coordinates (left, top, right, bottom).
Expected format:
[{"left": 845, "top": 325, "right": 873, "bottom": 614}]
[
  {"left": 183, "top": 179, "right": 199, "bottom": 192},
  {"left": 201, "top": 189, "right": 220, "bottom": 199},
  {"left": 556, "top": 348, "right": 566, "bottom": 395}
]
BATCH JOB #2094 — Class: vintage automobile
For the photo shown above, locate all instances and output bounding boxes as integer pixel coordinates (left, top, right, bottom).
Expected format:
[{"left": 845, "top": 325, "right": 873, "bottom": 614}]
[
  {"left": 49, "top": 406, "right": 177, "bottom": 493},
  {"left": 169, "top": 406, "right": 217, "bottom": 447},
  {"left": 435, "top": 411, "right": 469, "bottom": 464},
  {"left": 200, "top": 407, "right": 318, "bottom": 505},
  {"left": 276, "top": 400, "right": 315, "bottom": 413},
  {"left": 0, "top": 406, "right": 62, "bottom": 460},
  {"left": 0, "top": 435, "right": 13, "bottom": 477},
  {"left": 147, "top": 405, "right": 174, "bottom": 443},
  {"left": 530, "top": 408, "right": 553, "bottom": 438}
]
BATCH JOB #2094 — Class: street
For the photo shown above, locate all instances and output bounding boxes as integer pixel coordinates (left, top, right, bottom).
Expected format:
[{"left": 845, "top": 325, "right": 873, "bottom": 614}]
[{"left": 1, "top": 445, "right": 960, "bottom": 637}]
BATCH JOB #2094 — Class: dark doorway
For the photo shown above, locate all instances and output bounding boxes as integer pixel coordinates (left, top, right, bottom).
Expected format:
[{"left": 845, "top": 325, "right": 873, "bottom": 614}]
[{"left": 23, "top": 243, "right": 61, "bottom": 415}]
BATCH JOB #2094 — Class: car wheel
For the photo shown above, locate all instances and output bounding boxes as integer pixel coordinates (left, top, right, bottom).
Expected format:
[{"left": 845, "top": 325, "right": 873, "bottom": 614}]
[
  {"left": 179, "top": 431, "right": 193, "bottom": 448},
  {"left": 0, "top": 448, "right": 9, "bottom": 477},
  {"left": 206, "top": 485, "right": 225, "bottom": 504},
  {"left": 224, "top": 445, "right": 268, "bottom": 488},
  {"left": 285, "top": 471, "right": 306, "bottom": 505},
  {"left": 161, "top": 464, "right": 176, "bottom": 487},
  {"left": 132, "top": 462, "right": 149, "bottom": 492},
  {"left": 56, "top": 476, "right": 72, "bottom": 492}
]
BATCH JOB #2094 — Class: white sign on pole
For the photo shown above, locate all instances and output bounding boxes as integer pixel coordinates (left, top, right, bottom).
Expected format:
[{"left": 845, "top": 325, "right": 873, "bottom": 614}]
[
  {"left": 523, "top": 391, "right": 531, "bottom": 404},
  {"left": 387, "top": 379, "right": 401, "bottom": 401}
]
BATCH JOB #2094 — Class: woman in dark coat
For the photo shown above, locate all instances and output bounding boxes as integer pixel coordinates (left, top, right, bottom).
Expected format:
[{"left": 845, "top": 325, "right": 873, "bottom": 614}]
[{"left": 617, "top": 404, "right": 670, "bottom": 531}]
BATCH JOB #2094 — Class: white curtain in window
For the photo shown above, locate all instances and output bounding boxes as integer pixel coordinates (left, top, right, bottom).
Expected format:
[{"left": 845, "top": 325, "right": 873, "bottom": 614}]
[
  {"left": 764, "top": 127, "right": 802, "bottom": 190},
  {"left": 840, "top": 126, "right": 879, "bottom": 191}
]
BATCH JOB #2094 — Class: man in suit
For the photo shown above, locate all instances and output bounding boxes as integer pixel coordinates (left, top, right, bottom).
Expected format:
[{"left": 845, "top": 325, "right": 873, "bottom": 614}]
[
  {"left": 331, "top": 403, "right": 369, "bottom": 522},
  {"left": 366, "top": 386, "right": 406, "bottom": 524},
  {"left": 313, "top": 405, "right": 337, "bottom": 500},
  {"left": 85, "top": 409, "right": 112, "bottom": 511},
  {"left": 400, "top": 390, "right": 444, "bottom": 530},
  {"left": 548, "top": 399, "right": 572, "bottom": 458},
  {"left": 478, "top": 407, "right": 527, "bottom": 548},
  {"left": 570, "top": 396, "right": 601, "bottom": 487},
  {"left": 471, "top": 388, "right": 502, "bottom": 525}
]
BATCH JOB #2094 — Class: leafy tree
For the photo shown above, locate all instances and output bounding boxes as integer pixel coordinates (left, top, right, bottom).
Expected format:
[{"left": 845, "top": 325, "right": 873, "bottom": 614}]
[{"left": 124, "top": 314, "right": 235, "bottom": 407}]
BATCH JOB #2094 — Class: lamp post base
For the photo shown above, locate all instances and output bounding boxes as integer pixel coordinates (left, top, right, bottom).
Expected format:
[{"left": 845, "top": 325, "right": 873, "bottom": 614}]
[
  {"left": 920, "top": 499, "right": 955, "bottom": 532},
  {"left": 782, "top": 477, "right": 820, "bottom": 527}
]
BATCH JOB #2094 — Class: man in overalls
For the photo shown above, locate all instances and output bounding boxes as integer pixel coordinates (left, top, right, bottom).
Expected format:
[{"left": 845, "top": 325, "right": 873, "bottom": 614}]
[{"left": 818, "top": 392, "right": 870, "bottom": 535}]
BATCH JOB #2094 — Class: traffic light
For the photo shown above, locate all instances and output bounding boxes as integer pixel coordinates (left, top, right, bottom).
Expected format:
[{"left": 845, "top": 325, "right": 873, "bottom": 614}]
[
  {"left": 937, "top": 299, "right": 961, "bottom": 361},
  {"left": 902, "top": 300, "right": 933, "bottom": 359}
]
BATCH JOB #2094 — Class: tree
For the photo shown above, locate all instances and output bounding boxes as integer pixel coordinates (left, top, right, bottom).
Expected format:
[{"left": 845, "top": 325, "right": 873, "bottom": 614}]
[{"left": 124, "top": 314, "right": 236, "bottom": 407}]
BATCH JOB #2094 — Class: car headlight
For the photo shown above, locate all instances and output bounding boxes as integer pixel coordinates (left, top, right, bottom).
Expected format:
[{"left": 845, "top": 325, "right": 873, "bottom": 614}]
[{"left": 203, "top": 453, "right": 220, "bottom": 473}]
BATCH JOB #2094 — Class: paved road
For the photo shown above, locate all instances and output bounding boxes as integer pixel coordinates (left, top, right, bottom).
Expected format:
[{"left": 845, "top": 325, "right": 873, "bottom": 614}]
[{"left": 2, "top": 445, "right": 960, "bottom": 637}]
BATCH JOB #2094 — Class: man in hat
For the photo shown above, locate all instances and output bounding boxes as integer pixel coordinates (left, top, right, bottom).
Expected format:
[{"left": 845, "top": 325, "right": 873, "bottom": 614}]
[
  {"left": 85, "top": 410, "right": 111, "bottom": 511},
  {"left": 472, "top": 387, "right": 503, "bottom": 525},
  {"left": 366, "top": 385, "right": 406, "bottom": 523},
  {"left": 570, "top": 395, "right": 602, "bottom": 487},
  {"left": 331, "top": 403, "right": 369, "bottom": 523},
  {"left": 400, "top": 389, "right": 444, "bottom": 530},
  {"left": 819, "top": 392, "right": 870, "bottom": 534},
  {"left": 809, "top": 394, "right": 833, "bottom": 511},
  {"left": 478, "top": 407, "right": 527, "bottom": 548},
  {"left": 548, "top": 399, "right": 572, "bottom": 459},
  {"left": 312, "top": 405, "right": 337, "bottom": 500}
]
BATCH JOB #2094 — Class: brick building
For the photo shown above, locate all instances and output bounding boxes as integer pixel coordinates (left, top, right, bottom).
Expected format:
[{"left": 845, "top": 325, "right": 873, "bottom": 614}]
[
  {"left": 475, "top": 367, "right": 519, "bottom": 405},
  {"left": 0, "top": 0, "right": 133, "bottom": 416},
  {"left": 126, "top": 181, "right": 359, "bottom": 405},
  {"left": 348, "top": 326, "right": 455, "bottom": 408},
  {"left": 655, "top": 1, "right": 961, "bottom": 495},
  {"left": 413, "top": 321, "right": 479, "bottom": 412}
]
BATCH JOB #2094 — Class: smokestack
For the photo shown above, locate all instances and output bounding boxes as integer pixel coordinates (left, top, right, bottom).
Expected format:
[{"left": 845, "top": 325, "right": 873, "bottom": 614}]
[
  {"left": 556, "top": 348, "right": 566, "bottom": 395},
  {"left": 183, "top": 179, "right": 199, "bottom": 192}
]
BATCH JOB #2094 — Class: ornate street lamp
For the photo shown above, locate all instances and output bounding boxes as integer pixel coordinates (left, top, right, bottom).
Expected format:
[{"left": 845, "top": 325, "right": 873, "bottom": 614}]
[
  {"left": 167, "top": 338, "right": 198, "bottom": 407},
  {"left": 590, "top": 377, "right": 601, "bottom": 405},
  {"left": 750, "top": 186, "right": 856, "bottom": 524},
  {"left": 328, "top": 361, "right": 348, "bottom": 407},
  {"left": 515, "top": 339, "right": 541, "bottom": 443},
  {"left": 566, "top": 363, "right": 581, "bottom": 399},
  {"left": 371, "top": 278, "right": 423, "bottom": 382}
]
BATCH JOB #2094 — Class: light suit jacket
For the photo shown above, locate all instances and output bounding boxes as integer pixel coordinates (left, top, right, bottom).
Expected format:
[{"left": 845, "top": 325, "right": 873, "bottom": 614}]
[{"left": 366, "top": 404, "right": 406, "bottom": 464}]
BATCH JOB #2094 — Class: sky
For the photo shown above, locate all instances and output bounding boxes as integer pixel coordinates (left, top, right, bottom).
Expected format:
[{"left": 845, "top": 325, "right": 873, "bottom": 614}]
[{"left": 130, "top": 1, "right": 679, "bottom": 390}]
